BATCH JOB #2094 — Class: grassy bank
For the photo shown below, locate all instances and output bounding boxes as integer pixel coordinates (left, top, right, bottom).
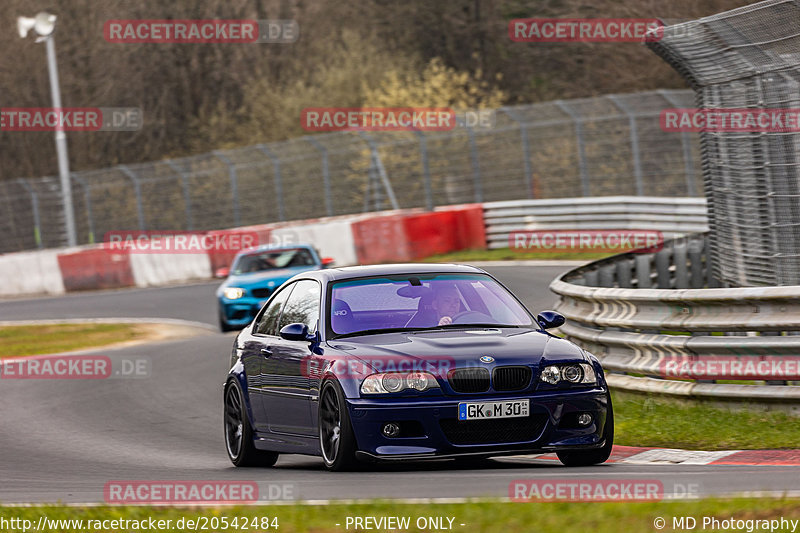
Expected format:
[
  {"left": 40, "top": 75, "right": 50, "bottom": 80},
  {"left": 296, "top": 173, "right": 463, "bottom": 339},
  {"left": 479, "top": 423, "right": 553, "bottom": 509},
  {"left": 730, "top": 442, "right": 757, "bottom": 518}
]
[{"left": 0, "top": 323, "right": 147, "bottom": 357}]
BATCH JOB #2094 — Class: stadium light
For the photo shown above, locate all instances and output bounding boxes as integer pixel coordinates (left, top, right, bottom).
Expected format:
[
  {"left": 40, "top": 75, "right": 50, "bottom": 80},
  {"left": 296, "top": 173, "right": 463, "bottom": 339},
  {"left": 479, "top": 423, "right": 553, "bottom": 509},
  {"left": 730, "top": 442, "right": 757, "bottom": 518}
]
[{"left": 17, "top": 12, "right": 77, "bottom": 247}]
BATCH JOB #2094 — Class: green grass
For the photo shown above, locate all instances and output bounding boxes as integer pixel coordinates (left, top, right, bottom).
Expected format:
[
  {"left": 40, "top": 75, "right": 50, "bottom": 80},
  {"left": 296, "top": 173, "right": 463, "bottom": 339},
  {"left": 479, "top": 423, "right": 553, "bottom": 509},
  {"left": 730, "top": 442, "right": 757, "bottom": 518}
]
[
  {"left": 2, "top": 499, "right": 798, "bottom": 533},
  {"left": 0, "top": 323, "right": 146, "bottom": 357},
  {"left": 613, "top": 389, "right": 800, "bottom": 450},
  {"left": 422, "top": 247, "right": 614, "bottom": 262}
]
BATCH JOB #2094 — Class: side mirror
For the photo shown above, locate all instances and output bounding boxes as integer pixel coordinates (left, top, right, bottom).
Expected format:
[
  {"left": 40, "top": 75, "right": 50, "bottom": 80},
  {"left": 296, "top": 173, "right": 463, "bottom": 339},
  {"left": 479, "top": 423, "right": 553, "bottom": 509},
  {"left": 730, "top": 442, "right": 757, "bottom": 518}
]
[
  {"left": 321, "top": 257, "right": 335, "bottom": 268},
  {"left": 279, "top": 323, "right": 316, "bottom": 342},
  {"left": 215, "top": 267, "right": 230, "bottom": 278},
  {"left": 536, "top": 310, "right": 565, "bottom": 330}
]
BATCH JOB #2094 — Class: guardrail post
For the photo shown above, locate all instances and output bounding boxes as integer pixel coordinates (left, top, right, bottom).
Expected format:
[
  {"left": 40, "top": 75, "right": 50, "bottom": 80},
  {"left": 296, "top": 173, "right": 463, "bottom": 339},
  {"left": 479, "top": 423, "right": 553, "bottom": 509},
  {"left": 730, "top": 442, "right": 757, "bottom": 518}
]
[
  {"left": 673, "top": 240, "right": 689, "bottom": 289},
  {"left": 70, "top": 174, "right": 95, "bottom": 244},
  {"left": 634, "top": 254, "right": 652, "bottom": 288},
  {"left": 306, "top": 138, "right": 334, "bottom": 217},
  {"left": 165, "top": 160, "right": 194, "bottom": 231},
  {"left": 616, "top": 258, "right": 633, "bottom": 288},
  {"left": 554, "top": 100, "right": 590, "bottom": 196},
  {"left": 466, "top": 124, "right": 483, "bottom": 202},
  {"left": 654, "top": 248, "right": 671, "bottom": 289},
  {"left": 499, "top": 108, "right": 534, "bottom": 199},
  {"left": 255, "top": 144, "right": 285, "bottom": 222},
  {"left": 414, "top": 131, "right": 434, "bottom": 211},
  {"left": 16, "top": 179, "right": 43, "bottom": 249},
  {"left": 658, "top": 90, "right": 697, "bottom": 196},
  {"left": 213, "top": 151, "right": 241, "bottom": 227},
  {"left": 118, "top": 165, "right": 145, "bottom": 231},
  {"left": 688, "top": 237, "right": 704, "bottom": 288},
  {"left": 607, "top": 95, "right": 644, "bottom": 196}
]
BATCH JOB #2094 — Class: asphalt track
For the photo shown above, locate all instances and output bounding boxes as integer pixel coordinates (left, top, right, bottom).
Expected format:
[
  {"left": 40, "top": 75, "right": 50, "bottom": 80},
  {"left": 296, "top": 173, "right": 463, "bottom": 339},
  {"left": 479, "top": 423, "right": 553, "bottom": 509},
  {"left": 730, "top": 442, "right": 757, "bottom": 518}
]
[{"left": 1, "top": 265, "right": 799, "bottom": 504}]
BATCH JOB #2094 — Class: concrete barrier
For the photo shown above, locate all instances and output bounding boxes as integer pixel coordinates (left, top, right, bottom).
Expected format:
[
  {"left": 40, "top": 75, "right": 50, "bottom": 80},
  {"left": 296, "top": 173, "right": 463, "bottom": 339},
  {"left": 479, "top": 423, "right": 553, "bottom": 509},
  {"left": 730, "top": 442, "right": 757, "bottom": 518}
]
[
  {"left": 0, "top": 250, "right": 66, "bottom": 297},
  {"left": 56, "top": 247, "right": 134, "bottom": 292}
]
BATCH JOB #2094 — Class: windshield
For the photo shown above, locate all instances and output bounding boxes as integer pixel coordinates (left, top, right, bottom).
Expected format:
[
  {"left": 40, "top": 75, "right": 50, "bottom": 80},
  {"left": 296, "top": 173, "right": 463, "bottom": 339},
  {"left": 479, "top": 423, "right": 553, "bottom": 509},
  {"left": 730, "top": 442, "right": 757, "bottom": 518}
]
[
  {"left": 232, "top": 248, "right": 316, "bottom": 275},
  {"left": 328, "top": 273, "right": 533, "bottom": 336}
]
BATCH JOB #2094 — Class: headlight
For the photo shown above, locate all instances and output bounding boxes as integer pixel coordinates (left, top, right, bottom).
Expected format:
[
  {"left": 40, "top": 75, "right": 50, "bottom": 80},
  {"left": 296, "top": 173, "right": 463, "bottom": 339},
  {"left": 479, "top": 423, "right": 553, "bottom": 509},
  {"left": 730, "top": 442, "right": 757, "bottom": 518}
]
[
  {"left": 223, "top": 287, "right": 245, "bottom": 300},
  {"left": 540, "top": 363, "right": 596, "bottom": 385},
  {"left": 361, "top": 372, "right": 439, "bottom": 394}
]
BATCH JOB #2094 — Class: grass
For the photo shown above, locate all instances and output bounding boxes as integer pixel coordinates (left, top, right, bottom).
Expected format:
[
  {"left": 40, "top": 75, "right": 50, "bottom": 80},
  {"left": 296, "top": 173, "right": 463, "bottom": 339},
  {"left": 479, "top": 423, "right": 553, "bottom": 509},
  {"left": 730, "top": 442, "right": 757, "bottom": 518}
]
[
  {"left": 2, "top": 500, "right": 798, "bottom": 532},
  {"left": 613, "top": 389, "right": 800, "bottom": 450},
  {"left": 0, "top": 323, "right": 147, "bottom": 357},
  {"left": 422, "top": 247, "right": 614, "bottom": 262}
]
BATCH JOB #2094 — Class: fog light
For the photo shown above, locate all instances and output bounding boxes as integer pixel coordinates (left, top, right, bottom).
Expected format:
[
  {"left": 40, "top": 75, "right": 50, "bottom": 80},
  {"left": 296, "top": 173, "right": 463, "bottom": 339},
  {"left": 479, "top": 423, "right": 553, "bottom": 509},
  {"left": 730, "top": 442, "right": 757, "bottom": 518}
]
[
  {"left": 577, "top": 413, "right": 593, "bottom": 427},
  {"left": 382, "top": 422, "right": 401, "bottom": 438}
]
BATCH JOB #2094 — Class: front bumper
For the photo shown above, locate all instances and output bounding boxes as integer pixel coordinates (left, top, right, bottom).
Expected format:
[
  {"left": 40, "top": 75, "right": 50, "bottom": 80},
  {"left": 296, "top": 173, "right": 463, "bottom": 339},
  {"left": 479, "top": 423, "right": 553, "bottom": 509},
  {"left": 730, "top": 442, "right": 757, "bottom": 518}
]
[
  {"left": 219, "top": 297, "right": 269, "bottom": 327},
  {"left": 346, "top": 388, "right": 609, "bottom": 460}
]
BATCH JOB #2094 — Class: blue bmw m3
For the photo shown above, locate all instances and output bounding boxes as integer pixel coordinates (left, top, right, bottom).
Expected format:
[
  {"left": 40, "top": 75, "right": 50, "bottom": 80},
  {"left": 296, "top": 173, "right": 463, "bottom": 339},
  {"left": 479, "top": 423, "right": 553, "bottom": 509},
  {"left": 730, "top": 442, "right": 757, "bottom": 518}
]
[{"left": 223, "top": 263, "right": 613, "bottom": 471}]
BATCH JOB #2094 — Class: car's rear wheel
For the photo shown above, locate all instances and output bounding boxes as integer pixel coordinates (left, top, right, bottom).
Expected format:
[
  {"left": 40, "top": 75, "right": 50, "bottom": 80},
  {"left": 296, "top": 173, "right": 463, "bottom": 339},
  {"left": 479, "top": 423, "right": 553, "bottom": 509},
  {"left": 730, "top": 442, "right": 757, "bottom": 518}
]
[
  {"left": 319, "top": 380, "right": 358, "bottom": 471},
  {"left": 556, "top": 396, "right": 614, "bottom": 467},
  {"left": 224, "top": 379, "right": 279, "bottom": 467}
]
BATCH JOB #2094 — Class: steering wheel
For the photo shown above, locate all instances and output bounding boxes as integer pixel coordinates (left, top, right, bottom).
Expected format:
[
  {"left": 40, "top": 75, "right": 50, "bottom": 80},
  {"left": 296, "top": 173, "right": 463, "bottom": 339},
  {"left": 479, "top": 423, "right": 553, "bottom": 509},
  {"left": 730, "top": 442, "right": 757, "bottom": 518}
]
[{"left": 450, "top": 310, "right": 494, "bottom": 325}]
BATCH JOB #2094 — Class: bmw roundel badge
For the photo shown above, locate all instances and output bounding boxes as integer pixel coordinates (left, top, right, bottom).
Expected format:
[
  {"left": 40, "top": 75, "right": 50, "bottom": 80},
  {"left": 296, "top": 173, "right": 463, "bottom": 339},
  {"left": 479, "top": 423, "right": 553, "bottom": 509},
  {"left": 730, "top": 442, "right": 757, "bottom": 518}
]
[{"left": 479, "top": 355, "right": 494, "bottom": 364}]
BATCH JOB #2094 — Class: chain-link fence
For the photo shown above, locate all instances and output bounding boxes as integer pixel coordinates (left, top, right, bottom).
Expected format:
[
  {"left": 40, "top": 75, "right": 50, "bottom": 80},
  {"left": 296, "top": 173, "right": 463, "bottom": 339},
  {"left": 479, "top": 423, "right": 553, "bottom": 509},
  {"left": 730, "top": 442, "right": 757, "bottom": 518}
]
[
  {"left": 0, "top": 89, "right": 702, "bottom": 255},
  {"left": 648, "top": 0, "right": 800, "bottom": 287}
]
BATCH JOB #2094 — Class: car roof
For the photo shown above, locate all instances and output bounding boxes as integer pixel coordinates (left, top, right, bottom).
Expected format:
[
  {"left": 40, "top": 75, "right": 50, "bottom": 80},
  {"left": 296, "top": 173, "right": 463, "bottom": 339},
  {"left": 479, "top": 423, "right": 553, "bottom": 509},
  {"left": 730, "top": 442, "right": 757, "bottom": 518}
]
[{"left": 301, "top": 263, "right": 486, "bottom": 283}]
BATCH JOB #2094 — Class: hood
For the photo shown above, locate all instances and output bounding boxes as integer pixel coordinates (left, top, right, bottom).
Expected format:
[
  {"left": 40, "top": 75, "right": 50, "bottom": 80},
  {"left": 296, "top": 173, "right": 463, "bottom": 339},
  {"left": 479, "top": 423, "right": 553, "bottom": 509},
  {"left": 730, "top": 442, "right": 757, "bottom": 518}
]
[{"left": 324, "top": 327, "right": 586, "bottom": 375}]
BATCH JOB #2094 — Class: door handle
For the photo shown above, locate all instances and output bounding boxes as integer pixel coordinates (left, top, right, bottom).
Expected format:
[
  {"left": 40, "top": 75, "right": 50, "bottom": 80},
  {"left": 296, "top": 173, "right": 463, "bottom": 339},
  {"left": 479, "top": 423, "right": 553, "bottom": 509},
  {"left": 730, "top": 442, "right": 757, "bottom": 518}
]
[{"left": 260, "top": 347, "right": 273, "bottom": 357}]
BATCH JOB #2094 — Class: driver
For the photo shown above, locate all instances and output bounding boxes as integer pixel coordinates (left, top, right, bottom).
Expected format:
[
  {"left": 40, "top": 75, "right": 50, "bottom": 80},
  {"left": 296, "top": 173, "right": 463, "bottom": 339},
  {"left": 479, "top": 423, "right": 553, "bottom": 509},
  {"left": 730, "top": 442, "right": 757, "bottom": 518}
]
[{"left": 431, "top": 284, "right": 461, "bottom": 326}]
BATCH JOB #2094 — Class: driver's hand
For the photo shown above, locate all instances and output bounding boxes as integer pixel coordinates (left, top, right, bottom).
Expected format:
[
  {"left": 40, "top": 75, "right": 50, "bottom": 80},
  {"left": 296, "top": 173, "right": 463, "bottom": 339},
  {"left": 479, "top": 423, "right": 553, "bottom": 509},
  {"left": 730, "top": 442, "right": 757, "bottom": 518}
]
[{"left": 438, "top": 316, "right": 452, "bottom": 326}]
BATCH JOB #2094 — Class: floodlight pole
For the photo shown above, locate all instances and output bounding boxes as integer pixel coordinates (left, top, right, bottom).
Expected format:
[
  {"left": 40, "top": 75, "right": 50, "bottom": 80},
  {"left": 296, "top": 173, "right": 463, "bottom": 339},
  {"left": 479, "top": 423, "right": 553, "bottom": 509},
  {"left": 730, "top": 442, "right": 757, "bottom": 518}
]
[{"left": 44, "top": 33, "right": 77, "bottom": 247}]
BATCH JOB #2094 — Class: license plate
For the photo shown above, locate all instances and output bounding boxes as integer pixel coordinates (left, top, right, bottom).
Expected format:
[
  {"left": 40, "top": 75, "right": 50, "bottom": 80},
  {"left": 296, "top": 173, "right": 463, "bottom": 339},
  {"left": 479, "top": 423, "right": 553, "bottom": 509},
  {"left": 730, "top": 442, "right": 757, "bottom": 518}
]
[{"left": 458, "top": 399, "right": 529, "bottom": 421}]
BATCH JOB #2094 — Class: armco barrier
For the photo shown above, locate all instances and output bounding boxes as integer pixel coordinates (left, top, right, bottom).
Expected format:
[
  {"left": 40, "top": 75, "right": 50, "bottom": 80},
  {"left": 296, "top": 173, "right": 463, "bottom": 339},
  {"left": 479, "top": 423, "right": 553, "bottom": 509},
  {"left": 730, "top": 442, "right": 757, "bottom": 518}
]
[
  {"left": 484, "top": 196, "right": 708, "bottom": 250},
  {"left": 549, "top": 233, "right": 800, "bottom": 409},
  {"left": 0, "top": 250, "right": 66, "bottom": 297},
  {"left": 56, "top": 247, "right": 135, "bottom": 292}
]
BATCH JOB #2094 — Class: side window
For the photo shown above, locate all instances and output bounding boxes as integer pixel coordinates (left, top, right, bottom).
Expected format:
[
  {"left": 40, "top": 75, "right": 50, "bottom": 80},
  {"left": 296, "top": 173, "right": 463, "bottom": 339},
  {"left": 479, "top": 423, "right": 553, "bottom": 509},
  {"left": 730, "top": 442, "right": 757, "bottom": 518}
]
[
  {"left": 254, "top": 283, "right": 294, "bottom": 336},
  {"left": 278, "top": 279, "right": 321, "bottom": 334}
]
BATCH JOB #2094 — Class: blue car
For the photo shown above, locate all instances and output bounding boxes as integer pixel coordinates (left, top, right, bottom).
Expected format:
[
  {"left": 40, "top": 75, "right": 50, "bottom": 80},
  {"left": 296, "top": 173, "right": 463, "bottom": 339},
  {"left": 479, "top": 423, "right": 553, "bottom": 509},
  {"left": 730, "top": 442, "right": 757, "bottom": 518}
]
[
  {"left": 216, "top": 244, "right": 333, "bottom": 332},
  {"left": 223, "top": 263, "right": 613, "bottom": 471}
]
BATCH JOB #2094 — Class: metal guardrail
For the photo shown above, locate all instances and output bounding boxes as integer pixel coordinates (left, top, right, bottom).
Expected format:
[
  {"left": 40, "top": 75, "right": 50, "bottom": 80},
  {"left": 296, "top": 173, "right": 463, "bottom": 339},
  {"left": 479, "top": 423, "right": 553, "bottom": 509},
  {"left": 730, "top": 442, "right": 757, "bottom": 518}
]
[
  {"left": 549, "top": 233, "right": 800, "bottom": 407},
  {"left": 484, "top": 196, "right": 708, "bottom": 250}
]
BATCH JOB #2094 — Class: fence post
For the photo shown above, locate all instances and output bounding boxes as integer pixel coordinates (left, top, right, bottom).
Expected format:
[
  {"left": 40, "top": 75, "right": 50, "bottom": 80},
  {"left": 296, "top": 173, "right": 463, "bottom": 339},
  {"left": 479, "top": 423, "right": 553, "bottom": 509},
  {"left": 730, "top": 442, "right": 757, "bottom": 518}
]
[
  {"left": 117, "top": 165, "right": 145, "bottom": 231},
  {"left": 413, "top": 131, "right": 434, "bottom": 211},
  {"left": 357, "top": 132, "right": 400, "bottom": 210},
  {"left": 658, "top": 90, "right": 697, "bottom": 196},
  {"left": 165, "top": 160, "right": 194, "bottom": 231},
  {"left": 255, "top": 144, "right": 285, "bottom": 221},
  {"left": 16, "top": 179, "right": 43, "bottom": 249},
  {"left": 607, "top": 95, "right": 644, "bottom": 196},
  {"left": 554, "top": 100, "right": 590, "bottom": 196},
  {"left": 306, "top": 137, "right": 334, "bottom": 216},
  {"left": 70, "top": 174, "right": 95, "bottom": 244},
  {"left": 213, "top": 151, "right": 242, "bottom": 227},
  {"left": 499, "top": 108, "right": 534, "bottom": 199},
  {"left": 466, "top": 124, "right": 483, "bottom": 202}
]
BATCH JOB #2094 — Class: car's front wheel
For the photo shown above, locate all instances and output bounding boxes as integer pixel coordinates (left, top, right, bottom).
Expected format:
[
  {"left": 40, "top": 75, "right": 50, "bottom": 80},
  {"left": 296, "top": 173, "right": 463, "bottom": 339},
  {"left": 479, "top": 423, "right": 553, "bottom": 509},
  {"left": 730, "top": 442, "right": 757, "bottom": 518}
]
[
  {"left": 556, "top": 396, "right": 614, "bottom": 467},
  {"left": 319, "top": 380, "right": 358, "bottom": 471},
  {"left": 224, "top": 379, "right": 279, "bottom": 467}
]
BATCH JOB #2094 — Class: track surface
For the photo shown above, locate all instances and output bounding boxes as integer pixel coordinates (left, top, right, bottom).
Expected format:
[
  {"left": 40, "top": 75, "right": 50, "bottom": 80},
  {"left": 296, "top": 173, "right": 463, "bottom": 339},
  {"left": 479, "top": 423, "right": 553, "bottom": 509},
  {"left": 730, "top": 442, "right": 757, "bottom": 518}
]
[{"left": 1, "top": 266, "right": 798, "bottom": 504}]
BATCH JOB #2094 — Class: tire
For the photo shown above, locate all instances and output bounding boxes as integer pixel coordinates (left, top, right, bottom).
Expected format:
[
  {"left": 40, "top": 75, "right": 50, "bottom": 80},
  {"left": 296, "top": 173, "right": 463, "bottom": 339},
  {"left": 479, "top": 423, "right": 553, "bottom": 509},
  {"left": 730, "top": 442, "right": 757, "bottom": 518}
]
[
  {"left": 224, "top": 379, "right": 279, "bottom": 467},
  {"left": 556, "top": 395, "right": 614, "bottom": 467},
  {"left": 219, "top": 309, "right": 236, "bottom": 333},
  {"left": 319, "top": 380, "right": 359, "bottom": 471}
]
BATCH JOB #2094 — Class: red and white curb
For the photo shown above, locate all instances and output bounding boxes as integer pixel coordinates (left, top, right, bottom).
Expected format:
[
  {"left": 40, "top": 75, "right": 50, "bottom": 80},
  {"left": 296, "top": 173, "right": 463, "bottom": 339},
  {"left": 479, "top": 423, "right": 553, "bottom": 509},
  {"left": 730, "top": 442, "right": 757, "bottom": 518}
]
[{"left": 511, "top": 446, "right": 800, "bottom": 466}]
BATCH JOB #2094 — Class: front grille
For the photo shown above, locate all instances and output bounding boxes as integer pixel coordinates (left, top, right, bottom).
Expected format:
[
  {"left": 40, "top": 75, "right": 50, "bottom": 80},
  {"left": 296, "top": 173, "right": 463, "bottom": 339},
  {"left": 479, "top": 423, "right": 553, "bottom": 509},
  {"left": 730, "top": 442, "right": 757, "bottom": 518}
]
[
  {"left": 493, "top": 366, "right": 532, "bottom": 391},
  {"left": 440, "top": 415, "right": 547, "bottom": 445},
  {"left": 251, "top": 288, "right": 272, "bottom": 298},
  {"left": 448, "top": 368, "right": 490, "bottom": 393}
]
